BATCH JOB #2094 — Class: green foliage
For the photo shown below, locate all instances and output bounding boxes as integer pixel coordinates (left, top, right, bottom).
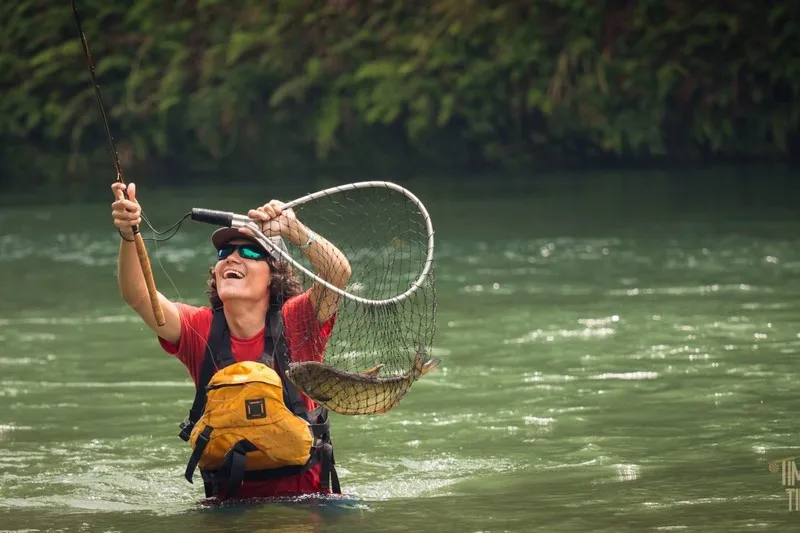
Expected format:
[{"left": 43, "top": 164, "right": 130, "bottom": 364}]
[{"left": 1, "top": 0, "right": 798, "bottom": 191}]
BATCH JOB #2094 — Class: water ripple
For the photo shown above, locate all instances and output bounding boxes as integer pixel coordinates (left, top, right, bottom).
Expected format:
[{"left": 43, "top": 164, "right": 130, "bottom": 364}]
[
  {"left": 0, "top": 380, "right": 190, "bottom": 389},
  {"left": 606, "top": 283, "right": 769, "bottom": 297},
  {"left": 0, "top": 315, "right": 143, "bottom": 326},
  {"left": 590, "top": 372, "right": 660, "bottom": 380},
  {"left": 507, "top": 326, "right": 616, "bottom": 344}
]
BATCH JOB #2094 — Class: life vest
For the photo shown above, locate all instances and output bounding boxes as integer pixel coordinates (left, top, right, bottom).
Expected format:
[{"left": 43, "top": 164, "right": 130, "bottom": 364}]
[{"left": 177, "top": 305, "right": 340, "bottom": 499}]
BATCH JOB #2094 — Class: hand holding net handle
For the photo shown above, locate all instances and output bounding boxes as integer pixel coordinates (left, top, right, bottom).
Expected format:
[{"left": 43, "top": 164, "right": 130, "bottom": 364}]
[
  {"left": 190, "top": 181, "right": 435, "bottom": 307},
  {"left": 190, "top": 208, "right": 234, "bottom": 227}
]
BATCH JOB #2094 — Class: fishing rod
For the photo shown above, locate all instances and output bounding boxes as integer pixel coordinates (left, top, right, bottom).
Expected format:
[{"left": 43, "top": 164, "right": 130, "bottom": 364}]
[{"left": 71, "top": 0, "right": 165, "bottom": 326}]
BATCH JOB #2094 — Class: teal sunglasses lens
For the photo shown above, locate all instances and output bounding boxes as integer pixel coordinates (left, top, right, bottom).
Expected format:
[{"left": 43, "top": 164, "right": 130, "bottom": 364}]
[
  {"left": 217, "top": 244, "right": 268, "bottom": 261},
  {"left": 239, "top": 245, "right": 266, "bottom": 260}
]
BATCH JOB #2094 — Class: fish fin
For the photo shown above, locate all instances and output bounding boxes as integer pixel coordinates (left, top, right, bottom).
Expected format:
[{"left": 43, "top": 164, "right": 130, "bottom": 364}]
[
  {"left": 361, "top": 364, "right": 384, "bottom": 377},
  {"left": 373, "top": 389, "right": 409, "bottom": 414}
]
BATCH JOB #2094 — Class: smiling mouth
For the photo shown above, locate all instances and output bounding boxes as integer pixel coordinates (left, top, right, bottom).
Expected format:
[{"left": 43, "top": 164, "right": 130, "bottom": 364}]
[{"left": 223, "top": 270, "right": 244, "bottom": 280}]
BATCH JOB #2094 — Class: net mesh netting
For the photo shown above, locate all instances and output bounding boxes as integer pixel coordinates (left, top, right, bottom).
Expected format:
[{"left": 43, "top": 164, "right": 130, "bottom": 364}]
[{"left": 270, "top": 184, "right": 437, "bottom": 415}]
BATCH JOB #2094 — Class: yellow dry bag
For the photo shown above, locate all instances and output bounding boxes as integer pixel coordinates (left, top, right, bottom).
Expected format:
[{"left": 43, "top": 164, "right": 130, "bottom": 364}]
[{"left": 189, "top": 360, "right": 314, "bottom": 472}]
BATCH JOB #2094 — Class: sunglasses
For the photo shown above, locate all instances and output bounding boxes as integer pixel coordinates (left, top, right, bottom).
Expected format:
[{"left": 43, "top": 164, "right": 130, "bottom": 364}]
[{"left": 217, "top": 244, "right": 270, "bottom": 261}]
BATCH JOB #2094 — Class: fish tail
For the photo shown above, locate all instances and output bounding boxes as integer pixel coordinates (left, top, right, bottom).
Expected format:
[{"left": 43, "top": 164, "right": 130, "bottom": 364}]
[
  {"left": 420, "top": 358, "right": 440, "bottom": 376},
  {"left": 412, "top": 347, "right": 441, "bottom": 377}
]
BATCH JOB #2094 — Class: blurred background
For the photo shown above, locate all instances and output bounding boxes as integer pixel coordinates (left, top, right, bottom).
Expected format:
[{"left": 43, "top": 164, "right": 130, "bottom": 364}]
[
  {"left": 0, "top": 0, "right": 798, "bottom": 200},
  {"left": 1, "top": 2, "right": 800, "bottom": 532}
]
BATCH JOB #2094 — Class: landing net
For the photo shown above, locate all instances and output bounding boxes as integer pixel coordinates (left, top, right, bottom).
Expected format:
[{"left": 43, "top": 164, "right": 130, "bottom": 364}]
[{"left": 269, "top": 182, "right": 437, "bottom": 414}]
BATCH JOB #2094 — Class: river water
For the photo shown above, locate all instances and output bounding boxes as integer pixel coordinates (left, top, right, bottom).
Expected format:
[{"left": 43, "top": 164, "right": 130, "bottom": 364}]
[{"left": 1, "top": 169, "right": 799, "bottom": 532}]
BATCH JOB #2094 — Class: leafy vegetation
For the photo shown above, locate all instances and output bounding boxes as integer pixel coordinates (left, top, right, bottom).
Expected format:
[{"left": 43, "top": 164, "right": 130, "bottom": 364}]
[{"left": 1, "top": 0, "right": 798, "bottom": 192}]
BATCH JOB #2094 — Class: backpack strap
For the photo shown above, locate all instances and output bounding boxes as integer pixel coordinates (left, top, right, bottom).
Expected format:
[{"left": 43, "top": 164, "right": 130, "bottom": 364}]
[
  {"left": 262, "top": 304, "right": 340, "bottom": 494},
  {"left": 184, "top": 425, "right": 213, "bottom": 483},
  {"left": 265, "top": 306, "right": 332, "bottom": 437},
  {"left": 178, "top": 310, "right": 235, "bottom": 442},
  {"left": 318, "top": 440, "right": 341, "bottom": 493},
  {"left": 264, "top": 305, "right": 310, "bottom": 418}
]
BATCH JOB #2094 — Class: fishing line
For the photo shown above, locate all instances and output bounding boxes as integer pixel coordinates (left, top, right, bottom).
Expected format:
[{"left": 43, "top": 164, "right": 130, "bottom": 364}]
[
  {"left": 72, "top": 0, "right": 168, "bottom": 324},
  {"left": 72, "top": 0, "right": 437, "bottom": 419},
  {"left": 71, "top": 0, "right": 191, "bottom": 246},
  {"left": 70, "top": 0, "right": 300, "bottom": 468},
  {"left": 70, "top": 0, "right": 219, "bottom": 363},
  {"left": 138, "top": 212, "right": 193, "bottom": 243}
]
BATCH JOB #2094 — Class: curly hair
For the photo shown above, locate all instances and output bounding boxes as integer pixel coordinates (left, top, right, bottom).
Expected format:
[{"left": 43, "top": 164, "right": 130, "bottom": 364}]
[{"left": 206, "top": 257, "right": 304, "bottom": 310}]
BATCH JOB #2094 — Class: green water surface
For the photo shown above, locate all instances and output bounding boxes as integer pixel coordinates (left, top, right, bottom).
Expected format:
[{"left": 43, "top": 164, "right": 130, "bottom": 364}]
[{"left": 1, "top": 170, "right": 799, "bottom": 532}]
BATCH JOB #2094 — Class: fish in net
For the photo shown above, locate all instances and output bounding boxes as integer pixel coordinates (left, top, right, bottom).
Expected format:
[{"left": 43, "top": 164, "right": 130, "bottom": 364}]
[{"left": 193, "top": 182, "right": 438, "bottom": 415}]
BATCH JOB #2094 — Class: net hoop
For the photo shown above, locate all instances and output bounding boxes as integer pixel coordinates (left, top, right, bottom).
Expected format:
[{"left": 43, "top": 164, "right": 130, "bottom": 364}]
[{"left": 231, "top": 181, "right": 435, "bottom": 307}]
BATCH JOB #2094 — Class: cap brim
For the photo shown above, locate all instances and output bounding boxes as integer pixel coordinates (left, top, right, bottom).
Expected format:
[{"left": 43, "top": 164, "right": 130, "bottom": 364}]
[{"left": 210, "top": 228, "right": 288, "bottom": 260}]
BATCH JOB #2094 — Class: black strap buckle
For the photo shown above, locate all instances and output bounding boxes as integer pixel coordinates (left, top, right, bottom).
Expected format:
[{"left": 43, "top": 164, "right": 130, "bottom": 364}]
[{"left": 178, "top": 419, "right": 194, "bottom": 442}]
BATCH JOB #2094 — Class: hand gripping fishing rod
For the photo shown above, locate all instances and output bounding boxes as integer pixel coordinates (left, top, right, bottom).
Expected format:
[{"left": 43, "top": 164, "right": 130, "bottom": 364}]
[{"left": 71, "top": 0, "right": 165, "bottom": 326}]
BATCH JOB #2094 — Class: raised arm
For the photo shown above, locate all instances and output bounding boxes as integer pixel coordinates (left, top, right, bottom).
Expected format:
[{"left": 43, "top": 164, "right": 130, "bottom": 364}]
[
  {"left": 248, "top": 200, "right": 352, "bottom": 323},
  {"left": 112, "top": 182, "right": 182, "bottom": 343}
]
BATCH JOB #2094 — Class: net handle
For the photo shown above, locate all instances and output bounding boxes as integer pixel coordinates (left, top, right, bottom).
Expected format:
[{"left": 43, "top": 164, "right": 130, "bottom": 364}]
[{"left": 234, "top": 181, "right": 435, "bottom": 307}]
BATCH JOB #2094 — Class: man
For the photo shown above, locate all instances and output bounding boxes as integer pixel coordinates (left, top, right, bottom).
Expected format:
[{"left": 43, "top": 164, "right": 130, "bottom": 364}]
[{"left": 111, "top": 182, "right": 352, "bottom": 499}]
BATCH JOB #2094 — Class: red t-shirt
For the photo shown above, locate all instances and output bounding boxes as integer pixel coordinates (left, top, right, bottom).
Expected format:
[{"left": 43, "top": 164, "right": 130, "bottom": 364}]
[{"left": 159, "top": 290, "right": 335, "bottom": 499}]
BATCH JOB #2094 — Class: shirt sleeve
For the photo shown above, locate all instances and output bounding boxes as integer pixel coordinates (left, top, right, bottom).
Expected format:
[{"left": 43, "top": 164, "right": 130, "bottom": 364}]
[
  {"left": 282, "top": 290, "right": 336, "bottom": 363},
  {"left": 158, "top": 303, "right": 212, "bottom": 384}
]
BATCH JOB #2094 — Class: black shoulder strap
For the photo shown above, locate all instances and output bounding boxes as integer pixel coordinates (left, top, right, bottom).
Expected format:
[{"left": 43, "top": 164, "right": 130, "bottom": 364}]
[
  {"left": 208, "top": 309, "right": 236, "bottom": 369},
  {"left": 264, "top": 305, "right": 310, "bottom": 419},
  {"left": 178, "top": 310, "right": 235, "bottom": 441}
]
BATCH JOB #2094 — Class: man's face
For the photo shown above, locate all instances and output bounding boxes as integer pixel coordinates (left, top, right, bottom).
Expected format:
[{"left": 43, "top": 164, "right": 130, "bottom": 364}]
[{"left": 214, "top": 239, "right": 272, "bottom": 305}]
